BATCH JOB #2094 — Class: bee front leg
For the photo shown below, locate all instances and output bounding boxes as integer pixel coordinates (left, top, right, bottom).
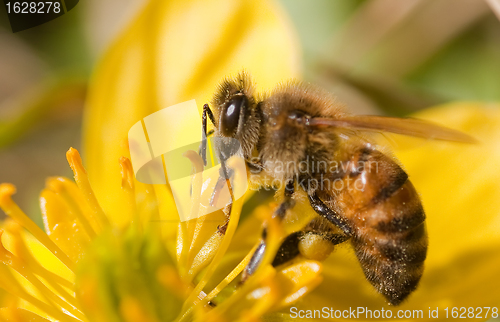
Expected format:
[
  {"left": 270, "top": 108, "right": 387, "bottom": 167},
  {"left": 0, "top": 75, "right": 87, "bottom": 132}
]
[
  {"left": 207, "top": 165, "right": 235, "bottom": 235},
  {"left": 200, "top": 103, "right": 217, "bottom": 166},
  {"left": 241, "top": 180, "right": 295, "bottom": 282}
]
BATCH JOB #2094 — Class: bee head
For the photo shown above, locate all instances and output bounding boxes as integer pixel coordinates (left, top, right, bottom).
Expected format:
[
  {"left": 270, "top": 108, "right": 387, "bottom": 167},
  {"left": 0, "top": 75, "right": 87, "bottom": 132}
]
[{"left": 212, "top": 72, "right": 261, "bottom": 158}]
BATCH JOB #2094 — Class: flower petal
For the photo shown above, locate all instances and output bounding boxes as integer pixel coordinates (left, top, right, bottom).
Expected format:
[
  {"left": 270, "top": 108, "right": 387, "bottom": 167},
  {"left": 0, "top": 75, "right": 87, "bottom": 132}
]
[{"left": 395, "top": 103, "right": 500, "bottom": 267}]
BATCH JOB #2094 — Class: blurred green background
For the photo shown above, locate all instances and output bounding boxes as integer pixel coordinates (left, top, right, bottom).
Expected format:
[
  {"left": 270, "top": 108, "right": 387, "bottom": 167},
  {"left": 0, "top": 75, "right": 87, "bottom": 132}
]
[{"left": 1, "top": 0, "right": 500, "bottom": 226}]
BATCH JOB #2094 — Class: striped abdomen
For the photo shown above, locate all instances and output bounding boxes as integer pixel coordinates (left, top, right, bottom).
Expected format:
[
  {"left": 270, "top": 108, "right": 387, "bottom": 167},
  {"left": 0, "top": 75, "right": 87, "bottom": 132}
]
[{"left": 319, "top": 147, "right": 428, "bottom": 305}]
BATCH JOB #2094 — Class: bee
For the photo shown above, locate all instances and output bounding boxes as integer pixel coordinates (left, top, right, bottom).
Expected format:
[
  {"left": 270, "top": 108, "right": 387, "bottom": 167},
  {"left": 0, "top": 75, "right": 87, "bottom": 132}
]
[{"left": 199, "top": 72, "right": 475, "bottom": 305}]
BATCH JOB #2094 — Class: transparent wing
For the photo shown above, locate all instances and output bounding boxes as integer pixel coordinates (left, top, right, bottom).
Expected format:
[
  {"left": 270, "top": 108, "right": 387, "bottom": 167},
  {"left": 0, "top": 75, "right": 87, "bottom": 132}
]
[{"left": 309, "top": 115, "right": 477, "bottom": 144}]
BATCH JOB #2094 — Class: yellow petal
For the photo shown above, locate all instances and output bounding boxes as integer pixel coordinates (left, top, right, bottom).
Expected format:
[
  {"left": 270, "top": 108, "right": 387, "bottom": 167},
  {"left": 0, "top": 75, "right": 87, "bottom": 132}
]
[
  {"left": 393, "top": 103, "right": 500, "bottom": 310},
  {"left": 82, "top": 0, "right": 300, "bottom": 226},
  {"left": 395, "top": 102, "right": 500, "bottom": 267}
]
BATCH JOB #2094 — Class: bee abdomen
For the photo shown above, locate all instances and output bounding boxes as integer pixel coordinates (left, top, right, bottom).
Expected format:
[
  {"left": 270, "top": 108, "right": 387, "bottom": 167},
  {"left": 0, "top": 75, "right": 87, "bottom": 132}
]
[{"left": 353, "top": 180, "right": 428, "bottom": 305}]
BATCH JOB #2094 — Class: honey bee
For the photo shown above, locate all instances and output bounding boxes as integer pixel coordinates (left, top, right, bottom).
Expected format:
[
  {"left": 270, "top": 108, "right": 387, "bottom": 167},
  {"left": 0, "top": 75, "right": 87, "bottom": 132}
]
[{"left": 199, "top": 72, "right": 475, "bottom": 305}]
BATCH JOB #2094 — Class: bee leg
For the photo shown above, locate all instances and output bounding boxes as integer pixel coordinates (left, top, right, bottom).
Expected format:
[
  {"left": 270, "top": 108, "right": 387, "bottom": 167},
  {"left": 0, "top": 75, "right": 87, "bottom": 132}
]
[
  {"left": 272, "top": 218, "right": 350, "bottom": 267},
  {"left": 198, "top": 129, "right": 214, "bottom": 165},
  {"left": 200, "top": 103, "right": 217, "bottom": 166},
  {"left": 241, "top": 180, "right": 295, "bottom": 282},
  {"left": 243, "top": 228, "right": 347, "bottom": 281},
  {"left": 209, "top": 166, "right": 235, "bottom": 208},
  {"left": 292, "top": 231, "right": 349, "bottom": 262},
  {"left": 270, "top": 231, "right": 303, "bottom": 266},
  {"left": 308, "top": 191, "right": 353, "bottom": 236},
  {"left": 241, "top": 239, "right": 266, "bottom": 281}
]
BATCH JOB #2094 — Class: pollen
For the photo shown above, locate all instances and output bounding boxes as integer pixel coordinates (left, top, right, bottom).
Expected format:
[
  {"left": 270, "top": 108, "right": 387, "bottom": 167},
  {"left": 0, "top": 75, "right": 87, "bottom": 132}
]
[{"left": 298, "top": 233, "right": 336, "bottom": 262}]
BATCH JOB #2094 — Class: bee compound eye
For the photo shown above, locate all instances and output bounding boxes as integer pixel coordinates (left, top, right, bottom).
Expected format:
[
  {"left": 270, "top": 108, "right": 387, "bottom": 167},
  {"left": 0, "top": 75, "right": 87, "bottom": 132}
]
[{"left": 221, "top": 95, "right": 246, "bottom": 136}]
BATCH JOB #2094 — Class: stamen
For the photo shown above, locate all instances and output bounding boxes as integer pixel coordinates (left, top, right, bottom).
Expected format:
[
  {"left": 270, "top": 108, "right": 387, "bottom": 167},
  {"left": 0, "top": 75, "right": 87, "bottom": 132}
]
[
  {"left": 0, "top": 307, "right": 51, "bottom": 320},
  {"left": 0, "top": 261, "right": 80, "bottom": 322},
  {"left": 204, "top": 266, "right": 276, "bottom": 320},
  {"left": 201, "top": 210, "right": 286, "bottom": 320},
  {"left": 182, "top": 150, "right": 204, "bottom": 224},
  {"left": 35, "top": 264, "right": 75, "bottom": 292},
  {"left": 5, "top": 222, "right": 75, "bottom": 291},
  {"left": 119, "top": 157, "right": 139, "bottom": 230},
  {"left": 178, "top": 151, "right": 204, "bottom": 277},
  {"left": 202, "top": 244, "right": 258, "bottom": 303},
  {"left": 187, "top": 232, "right": 223, "bottom": 280},
  {"left": 4, "top": 221, "right": 78, "bottom": 300},
  {"left": 66, "top": 148, "right": 110, "bottom": 228},
  {"left": 178, "top": 196, "right": 244, "bottom": 318},
  {"left": 244, "top": 279, "right": 280, "bottom": 321},
  {"left": 40, "top": 188, "right": 90, "bottom": 263},
  {"left": 119, "top": 157, "right": 135, "bottom": 192},
  {"left": 274, "top": 260, "right": 323, "bottom": 309},
  {"left": 0, "top": 231, "right": 87, "bottom": 321},
  {"left": 46, "top": 177, "right": 97, "bottom": 239},
  {"left": 0, "top": 184, "right": 75, "bottom": 272}
]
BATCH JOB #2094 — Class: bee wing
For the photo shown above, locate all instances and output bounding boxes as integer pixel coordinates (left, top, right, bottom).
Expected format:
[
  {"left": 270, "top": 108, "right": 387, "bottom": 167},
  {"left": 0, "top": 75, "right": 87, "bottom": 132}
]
[{"left": 309, "top": 115, "right": 477, "bottom": 144}]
